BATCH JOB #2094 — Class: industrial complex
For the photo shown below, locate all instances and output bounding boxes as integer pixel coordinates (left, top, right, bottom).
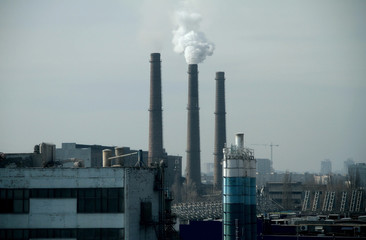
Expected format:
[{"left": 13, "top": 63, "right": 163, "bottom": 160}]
[{"left": 1, "top": 53, "right": 366, "bottom": 240}]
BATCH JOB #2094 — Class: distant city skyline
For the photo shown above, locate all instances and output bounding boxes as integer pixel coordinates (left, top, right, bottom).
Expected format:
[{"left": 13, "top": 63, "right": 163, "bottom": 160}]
[{"left": 1, "top": 0, "right": 365, "bottom": 173}]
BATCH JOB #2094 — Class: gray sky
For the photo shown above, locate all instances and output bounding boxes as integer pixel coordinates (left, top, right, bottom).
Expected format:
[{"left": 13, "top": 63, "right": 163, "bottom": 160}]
[{"left": 1, "top": 0, "right": 365, "bottom": 173}]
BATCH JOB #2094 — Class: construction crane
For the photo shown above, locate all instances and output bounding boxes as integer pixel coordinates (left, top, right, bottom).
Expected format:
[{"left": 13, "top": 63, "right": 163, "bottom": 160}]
[{"left": 251, "top": 143, "right": 279, "bottom": 165}]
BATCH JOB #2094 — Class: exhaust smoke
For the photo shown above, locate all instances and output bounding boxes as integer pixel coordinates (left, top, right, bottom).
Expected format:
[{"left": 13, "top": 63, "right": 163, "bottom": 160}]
[{"left": 172, "top": 10, "right": 215, "bottom": 64}]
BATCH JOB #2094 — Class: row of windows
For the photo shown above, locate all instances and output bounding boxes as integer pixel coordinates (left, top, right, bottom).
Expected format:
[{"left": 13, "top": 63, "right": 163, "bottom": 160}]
[
  {"left": 0, "top": 188, "right": 76, "bottom": 200},
  {"left": 0, "top": 228, "right": 124, "bottom": 240},
  {"left": 0, "top": 188, "right": 124, "bottom": 213},
  {"left": 77, "top": 188, "right": 124, "bottom": 213}
]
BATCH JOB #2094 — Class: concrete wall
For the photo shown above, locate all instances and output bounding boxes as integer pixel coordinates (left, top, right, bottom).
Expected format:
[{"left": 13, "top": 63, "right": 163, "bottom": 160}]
[
  {"left": 0, "top": 168, "right": 124, "bottom": 188},
  {"left": 125, "top": 168, "right": 159, "bottom": 240},
  {"left": 0, "top": 199, "right": 123, "bottom": 229},
  {"left": 56, "top": 143, "right": 92, "bottom": 167},
  {"left": 0, "top": 167, "right": 159, "bottom": 240}
]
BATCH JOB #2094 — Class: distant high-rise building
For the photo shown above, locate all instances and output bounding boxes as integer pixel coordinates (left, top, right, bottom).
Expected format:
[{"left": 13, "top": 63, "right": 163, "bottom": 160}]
[
  {"left": 256, "top": 158, "right": 272, "bottom": 175},
  {"left": 320, "top": 159, "right": 332, "bottom": 175},
  {"left": 205, "top": 162, "right": 214, "bottom": 174},
  {"left": 348, "top": 163, "right": 366, "bottom": 189},
  {"left": 343, "top": 158, "right": 354, "bottom": 175}
]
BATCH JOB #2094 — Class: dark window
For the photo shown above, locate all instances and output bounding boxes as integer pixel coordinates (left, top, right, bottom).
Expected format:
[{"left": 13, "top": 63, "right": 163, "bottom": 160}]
[
  {"left": 13, "top": 199, "right": 23, "bottom": 213},
  {"left": 0, "top": 189, "right": 6, "bottom": 199},
  {"left": 30, "top": 188, "right": 77, "bottom": 198},
  {"left": 77, "top": 188, "right": 124, "bottom": 213},
  {"left": 23, "top": 230, "right": 29, "bottom": 239},
  {"left": 78, "top": 198, "right": 85, "bottom": 212},
  {"left": 78, "top": 228, "right": 124, "bottom": 240},
  {"left": 48, "top": 188, "right": 55, "bottom": 198},
  {"left": 0, "top": 228, "right": 123, "bottom": 240},
  {"left": 23, "top": 200, "right": 29, "bottom": 212},
  {"left": 0, "top": 189, "right": 29, "bottom": 213},
  {"left": 95, "top": 198, "right": 102, "bottom": 212},
  {"left": 0, "top": 199, "right": 13, "bottom": 213},
  {"left": 13, "top": 229, "right": 23, "bottom": 240},
  {"left": 23, "top": 189, "right": 29, "bottom": 199},
  {"left": 54, "top": 229, "right": 61, "bottom": 238},
  {"left": 61, "top": 188, "right": 72, "bottom": 198},
  {"left": 0, "top": 187, "right": 124, "bottom": 214},
  {"left": 85, "top": 188, "right": 96, "bottom": 212},
  {"left": 7, "top": 189, "right": 13, "bottom": 199},
  {"left": 0, "top": 230, "right": 5, "bottom": 239},
  {"left": 38, "top": 189, "right": 48, "bottom": 198},
  {"left": 14, "top": 189, "right": 23, "bottom": 199}
]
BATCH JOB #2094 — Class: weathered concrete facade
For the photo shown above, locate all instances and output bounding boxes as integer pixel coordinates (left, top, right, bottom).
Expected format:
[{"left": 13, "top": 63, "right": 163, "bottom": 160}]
[{"left": 0, "top": 167, "right": 159, "bottom": 240}]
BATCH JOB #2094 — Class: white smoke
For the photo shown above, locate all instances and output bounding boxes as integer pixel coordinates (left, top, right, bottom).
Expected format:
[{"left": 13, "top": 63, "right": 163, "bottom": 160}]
[{"left": 172, "top": 11, "right": 215, "bottom": 64}]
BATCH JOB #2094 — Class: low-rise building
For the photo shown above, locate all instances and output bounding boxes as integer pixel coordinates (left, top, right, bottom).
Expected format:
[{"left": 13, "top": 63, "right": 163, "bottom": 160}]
[
  {"left": 265, "top": 182, "right": 303, "bottom": 210},
  {"left": 0, "top": 167, "right": 160, "bottom": 240}
]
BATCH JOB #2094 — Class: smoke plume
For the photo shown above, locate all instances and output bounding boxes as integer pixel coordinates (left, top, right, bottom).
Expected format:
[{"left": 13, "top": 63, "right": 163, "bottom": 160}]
[{"left": 172, "top": 11, "right": 215, "bottom": 64}]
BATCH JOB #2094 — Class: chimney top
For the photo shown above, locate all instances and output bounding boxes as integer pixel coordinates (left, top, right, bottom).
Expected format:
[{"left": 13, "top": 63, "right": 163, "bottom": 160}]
[
  {"left": 215, "top": 72, "right": 225, "bottom": 79},
  {"left": 188, "top": 64, "right": 198, "bottom": 73},
  {"left": 150, "top": 53, "right": 161, "bottom": 62}
]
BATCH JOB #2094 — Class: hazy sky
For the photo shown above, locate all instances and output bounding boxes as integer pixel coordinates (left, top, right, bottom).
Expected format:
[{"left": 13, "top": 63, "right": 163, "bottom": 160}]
[{"left": 1, "top": 0, "right": 365, "bottom": 173}]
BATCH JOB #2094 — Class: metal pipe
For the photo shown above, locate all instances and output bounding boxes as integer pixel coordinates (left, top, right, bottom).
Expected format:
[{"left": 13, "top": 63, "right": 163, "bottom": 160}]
[{"left": 108, "top": 152, "right": 138, "bottom": 160}]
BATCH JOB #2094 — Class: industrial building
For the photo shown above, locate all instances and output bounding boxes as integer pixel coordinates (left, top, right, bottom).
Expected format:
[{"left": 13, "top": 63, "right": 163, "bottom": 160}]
[
  {"left": 0, "top": 167, "right": 160, "bottom": 240},
  {"left": 0, "top": 143, "right": 55, "bottom": 168},
  {"left": 56, "top": 143, "right": 115, "bottom": 167},
  {"left": 2, "top": 141, "right": 182, "bottom": 198},
  {"left": 56, "top": 142, "right": 182, "bottom": 192},
  {"left": 222, "top": 133, "right": 256, "bottom": 240},
  {"left": 264, "top": 182, "right": 303, "bottom": 210}
]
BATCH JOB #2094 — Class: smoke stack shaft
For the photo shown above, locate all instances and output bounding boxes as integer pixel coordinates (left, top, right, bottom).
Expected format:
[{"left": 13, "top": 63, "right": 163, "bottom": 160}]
[
  {"left": 214, "top": 72, "right": 226, "bottom": 188},
  {"left": 186, "top": 64, "right": 201, "bottom": 187},
  {"left": 148, "top": 53, "right": 164, "bottom": 166}
]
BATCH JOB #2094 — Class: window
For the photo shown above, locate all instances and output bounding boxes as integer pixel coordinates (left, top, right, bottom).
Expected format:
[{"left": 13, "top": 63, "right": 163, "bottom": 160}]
[
  {"left": 0, "top": 187, "right": 124, "bottom": 214},
  {"left": 30, "top": 188, "right": 76, "bottom": 198},
  {"left": 77, "top": 188, "right": 124, "bottom": 213},
  {"left": 1, "top": 228, "right": 125, "bottom": 240},
  {"left": 0, "top": 189, "right": 29, "bottom": 213},
  {"left": 78, "top": 228, "right": 124, "bottom": 240}
]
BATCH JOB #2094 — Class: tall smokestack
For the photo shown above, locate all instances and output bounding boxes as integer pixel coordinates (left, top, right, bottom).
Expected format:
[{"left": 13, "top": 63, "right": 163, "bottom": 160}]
[
  {"left": 186, "top": 64, "right": 201, "bottom": 188},
  {"left": 148, "top": 53, "right": 164, "bottom": 166},
  {"left": 213, "top": 72, "right": 226, "bottom": 188}
]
